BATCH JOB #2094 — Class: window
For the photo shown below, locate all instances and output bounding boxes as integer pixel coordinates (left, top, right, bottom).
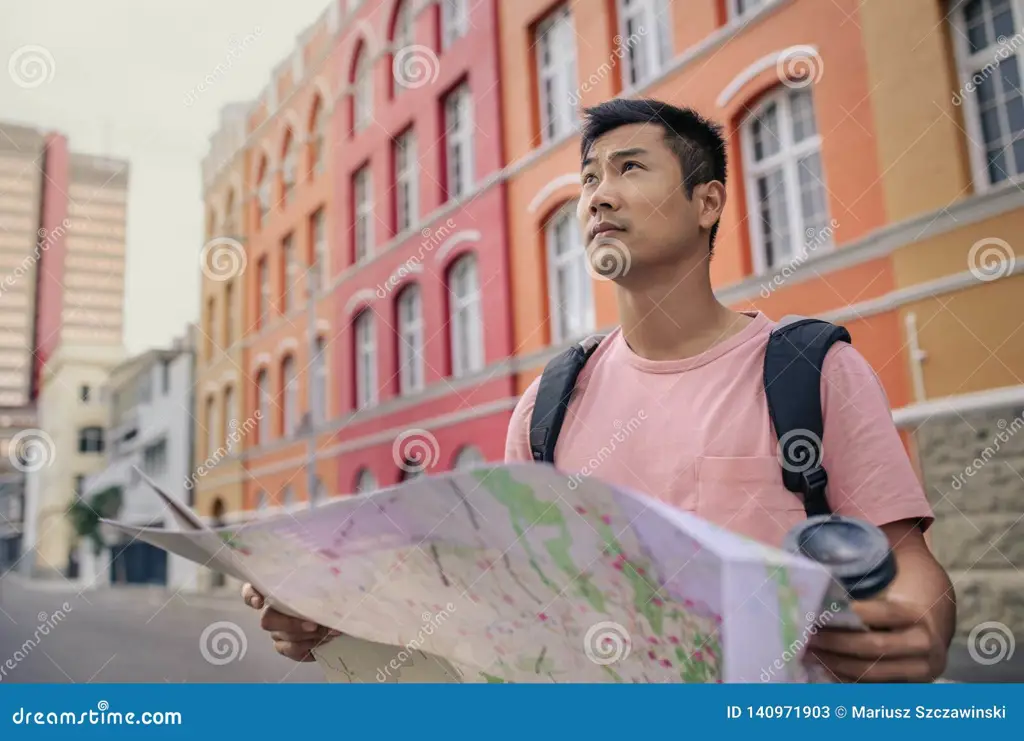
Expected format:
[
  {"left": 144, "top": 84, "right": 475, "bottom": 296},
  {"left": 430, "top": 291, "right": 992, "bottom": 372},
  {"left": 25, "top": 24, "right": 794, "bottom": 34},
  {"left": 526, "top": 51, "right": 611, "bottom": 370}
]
[
  {"left": 454, "top": 445, "right": 484, "bottom": 469},
  {"left": 448, "top": 254, "right": 484, "bottom": 376},
  {"left": 256, "top": 369, "right": 270, "bottom": 444},
  {"left": 206, "top": 395, "right": 219, "bottom": 458},
  {"left": 397, "top": 285, "right": 424, "bottom": 394},
  {"left": 441, "top": 0, "right": 469, "bottom": 49},
  {"left": 353, "top": 49, "right": 372, "bottom": 133},
  {"left": 223, "top": 385, "right": 236, "bottom": 450},
  {"left": 310, "top": 207, "right": 326, "bottom": 290},
  {"left": 205, "top": 296, "right": 216, "bottom": 355},
  {"left": 546, "top": 200, "right": 595, "bottom": 342},
  {"left": 729, "top": 0, "right": 768, "bottom": 18},
  {"left": 74, "top": 474, "right": 86, "bottom": 496},
  {"left": 354, "top": 310, "right": 378, "bottom": 409},
  {"left": 311, "top": 99, "right": 326, "bottom": 175},
  {"left": 281, "top": 355, "right": 298, "bottom": 437},
  {"left": 282, "top": 130, "right": 297, "bottom": 204},
  {"left": 953, "top": 0, "right": 1024, "bottom": 185},
  {"left": 143, "top": 438, "right": 168, "bottom": 476},
  {"left": 257, "top": 257, "right": 270, "bottom": 328},
  {"left": 353, "top": 164, "right": 374, "bottom": 262},
  {"left": 619, "top": 0, "right": 671, "bottom": 87},
  {"left": 78, "top": 426, "right": 105, "bottom": 454},
  {"left": 224, "top": 189, "right": 237, "bottom": 235},
  {"left": 536, "top": 6, "right": 579, "bottom": 142},
  {"left": 394, "top": 129, "right": 418, "bottom": 233},
  {"left": 310, "top": 477, "right": 324, "bottom": 507},
  {"left": 281, "top": 486, "right": 294, "bottom": 508},
  {"left": 393, "top": 0, "right": 415, "bottom": 95},
  {"left": 256, "top": 159, "right": 270, "bottom": 225},
  {"left": 444, "top": 84, "right": 474, "bottom": 199},
  {"left": 224, "top": 281, "right": 234, "bottom": 347},
  {"left": 282, "top": 233, "right": 296, "bottom": 313},
  {"left": 355, "top": 468, "right": 377, "bottom": 494},
  {"left": 741, "top": 87, "right": 830, "bottom": 272},
  {"left": 311, "top": 336, "right": 327, "bottom": 425},
  {"left": 79, "top": 384, "right": 91, "bottom": 403},
  {"left": 256, "top": 489, "right": 268, "bottom": 510}
]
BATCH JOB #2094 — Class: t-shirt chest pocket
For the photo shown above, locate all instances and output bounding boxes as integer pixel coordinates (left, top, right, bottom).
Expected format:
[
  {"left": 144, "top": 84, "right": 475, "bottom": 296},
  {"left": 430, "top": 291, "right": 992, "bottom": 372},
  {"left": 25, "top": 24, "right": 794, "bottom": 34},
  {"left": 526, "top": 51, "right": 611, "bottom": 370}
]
[{"left": 694, "top": 455, "right": 806, "bottom": 547}]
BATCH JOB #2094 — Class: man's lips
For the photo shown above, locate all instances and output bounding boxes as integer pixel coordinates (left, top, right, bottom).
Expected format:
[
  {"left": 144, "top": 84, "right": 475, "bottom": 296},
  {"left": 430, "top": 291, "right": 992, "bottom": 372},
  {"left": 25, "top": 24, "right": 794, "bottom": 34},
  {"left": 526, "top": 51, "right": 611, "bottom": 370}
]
[{"left": 590, "top": 224, "right": 625, "bottom": 240}]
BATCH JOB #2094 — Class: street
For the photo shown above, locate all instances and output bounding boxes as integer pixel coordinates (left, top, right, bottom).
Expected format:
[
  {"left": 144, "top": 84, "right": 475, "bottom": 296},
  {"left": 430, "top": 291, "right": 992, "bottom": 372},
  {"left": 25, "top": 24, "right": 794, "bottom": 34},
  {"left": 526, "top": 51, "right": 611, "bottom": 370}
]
[{"left": 1, "top": 573, "right": 1020, "bottom": 684}]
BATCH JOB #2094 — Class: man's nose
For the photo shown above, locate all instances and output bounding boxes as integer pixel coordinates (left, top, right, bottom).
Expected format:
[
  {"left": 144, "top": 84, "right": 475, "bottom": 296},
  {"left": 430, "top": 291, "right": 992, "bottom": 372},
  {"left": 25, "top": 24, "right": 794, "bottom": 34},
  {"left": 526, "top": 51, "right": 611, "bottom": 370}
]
[{"left": 588, "top": 179, "right": 619, "bottom": 214}]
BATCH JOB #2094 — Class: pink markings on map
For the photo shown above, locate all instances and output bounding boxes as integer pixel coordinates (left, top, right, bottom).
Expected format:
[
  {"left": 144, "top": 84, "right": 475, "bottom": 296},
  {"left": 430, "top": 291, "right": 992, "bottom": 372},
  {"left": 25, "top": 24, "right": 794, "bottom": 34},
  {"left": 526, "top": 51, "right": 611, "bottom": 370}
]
[
  {"left": 600, "top": 515, "right": 612, "bottom": 525},
  {"left": 319, "top": 548, "right": 340, "bottom": 560},
  {"left": 537, "top": 613, "right": 548, "bottom": 622}
]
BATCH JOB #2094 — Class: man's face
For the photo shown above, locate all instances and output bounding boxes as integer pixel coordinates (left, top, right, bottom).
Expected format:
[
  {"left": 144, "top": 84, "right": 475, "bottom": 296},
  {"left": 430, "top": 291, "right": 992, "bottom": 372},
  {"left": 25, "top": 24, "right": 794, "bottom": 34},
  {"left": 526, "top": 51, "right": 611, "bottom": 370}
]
[{"left": 578, "top": 123, "right": 701, "bottom": 279}]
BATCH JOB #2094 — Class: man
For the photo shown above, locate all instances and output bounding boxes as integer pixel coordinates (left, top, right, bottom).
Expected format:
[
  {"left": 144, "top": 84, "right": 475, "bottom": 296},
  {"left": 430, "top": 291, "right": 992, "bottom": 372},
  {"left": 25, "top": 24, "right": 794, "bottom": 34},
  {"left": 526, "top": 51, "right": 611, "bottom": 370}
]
[{"left": 244, "top": 98, "right": 955, "bottom": 681}]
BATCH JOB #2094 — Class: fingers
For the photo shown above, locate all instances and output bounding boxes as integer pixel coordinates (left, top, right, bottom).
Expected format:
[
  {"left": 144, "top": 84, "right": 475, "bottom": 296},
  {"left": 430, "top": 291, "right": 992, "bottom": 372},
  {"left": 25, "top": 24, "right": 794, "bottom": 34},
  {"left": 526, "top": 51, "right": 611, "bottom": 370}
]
[
  {"left": 259, "top": 606, "right": 342, "bottom": 637},
  {"left": 808, "top": 649, "right": 935, "bottom": 683},
  {"left": 273, "top": 638, "right": 323, "bottom": 663},
  {"left": 849, "top": 597, "right": 921, "bottom": 630},
  {"left": 241, "top": 583, "right": 264, "bottom": 610},
  {"left": 809, "top": 623, "right": 933, "bottom": 660}
]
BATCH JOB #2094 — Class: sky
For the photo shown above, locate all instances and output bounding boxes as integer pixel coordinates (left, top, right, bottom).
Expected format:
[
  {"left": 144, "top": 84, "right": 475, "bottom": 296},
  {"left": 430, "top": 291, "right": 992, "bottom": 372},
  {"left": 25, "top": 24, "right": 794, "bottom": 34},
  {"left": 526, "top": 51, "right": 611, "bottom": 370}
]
[{"left": 1, "top": 0, "right": 333, "bottom": 354}]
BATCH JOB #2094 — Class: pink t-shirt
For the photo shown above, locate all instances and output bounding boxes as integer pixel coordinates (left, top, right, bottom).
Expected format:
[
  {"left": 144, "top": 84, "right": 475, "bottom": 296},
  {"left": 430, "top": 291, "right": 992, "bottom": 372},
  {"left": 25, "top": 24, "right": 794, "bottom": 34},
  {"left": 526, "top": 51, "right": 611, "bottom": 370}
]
[{"left": 505, "top": 311, "right": 934, "bottom": 549}]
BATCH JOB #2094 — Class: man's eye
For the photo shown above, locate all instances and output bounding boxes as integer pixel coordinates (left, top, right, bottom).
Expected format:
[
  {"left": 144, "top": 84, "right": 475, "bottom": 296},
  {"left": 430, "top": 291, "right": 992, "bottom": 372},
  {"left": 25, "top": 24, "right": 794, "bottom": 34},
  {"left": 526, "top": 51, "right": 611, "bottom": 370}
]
[
  {"left": 582, "top": 173, "right": 597, "bottom": 185},
  {"left": 623, "top": 161, "right": 641, "bottom": 172}
]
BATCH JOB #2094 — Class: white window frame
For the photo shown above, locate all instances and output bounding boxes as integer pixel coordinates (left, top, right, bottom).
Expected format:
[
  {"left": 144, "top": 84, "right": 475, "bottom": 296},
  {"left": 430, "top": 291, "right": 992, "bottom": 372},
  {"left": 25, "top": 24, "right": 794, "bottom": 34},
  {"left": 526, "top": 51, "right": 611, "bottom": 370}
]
[
  {"left": 355, "top": 468, "right": 377, "bottom": 493},
  {"left": 353, "top": 51, "right": 373, "bottom": 133},
  {"left": 281, "top": 486, "right": 294, "bottom": 508},
  {"left": 258, "top": 257, "right": 270, "bottom": 325},
  {"left": 444, "top": 84, "right": 474, "bottom": 199},
  {"left": 448, "top": 254, "right": 484, "bottom": 377},
  {"left": 282, "top": 355, "right": 298, "bottom": 437},
  {"left": 536, "top": 5, "right": 579, "bottom": 143},
  {"left": 354, "top": 311, "right": 378, "bottom": 409},
  {"left": 393, "top": 0, "right": 415, "bottom": 95},
  {"left": 353, "top": 165, "right": 374, "bottom": 262},
  {"left": 740, "top": 87, "right": 830, "bottom": 274},
  {"left": 311, "top": 335, "right": 327, "bottom": 425},
  {"left": 618, "top": 0, "right": 672, "bottom": 88},
  {"left": 441, "top": 0, "right": 470, "bottom": 49},
  {"left": 206, "top": 395, "right": 219, "bottom": 458},
  {"left": 282, "top": 233, "right": 296, "bottom": 313},
  {"left": 257, "top": 163, "right": 271, "bottom": 223},
  {"left": 546, "top": 200, "right": 595, "bottom": 343},
  {"left": 397, "top": 284, "right": 425, "bottom": 395},
  {"left": 257, "top": 369, "right": 270, "bottom": 443},
  {"left": 282, "top": 132, "right": 297, "bottom": 202},
  {"left": 454, "top": 445, "right": 484, "bottom": 469},
  {"left": 728, "top": 0, "right": 770, "bottom": 20},
  {"left": 312, "top": 101, "right": 327, "bottom": 175},
  {"left": 311, "top": 207, "right": 327, "bottom": 290},
  {"left": 395, "top": 129, "right": 419, "bottom": 233},
  {"left": 950, "top": 0, "right": 1024, "bottom": 190},
  {"left": 223, "top": 385, "right": 236, "bottom": 450}
]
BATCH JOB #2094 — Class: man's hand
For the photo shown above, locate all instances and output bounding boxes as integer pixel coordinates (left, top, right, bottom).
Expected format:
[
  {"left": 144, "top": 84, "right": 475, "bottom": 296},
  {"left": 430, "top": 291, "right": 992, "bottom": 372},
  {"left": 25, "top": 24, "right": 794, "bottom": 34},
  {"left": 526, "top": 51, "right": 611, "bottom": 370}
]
[
  {"left": 242, "top": 583, "right": 340, "bottom": 663},
  {"left": 808, "top": 597, "right": 948, "bottom": 682}
]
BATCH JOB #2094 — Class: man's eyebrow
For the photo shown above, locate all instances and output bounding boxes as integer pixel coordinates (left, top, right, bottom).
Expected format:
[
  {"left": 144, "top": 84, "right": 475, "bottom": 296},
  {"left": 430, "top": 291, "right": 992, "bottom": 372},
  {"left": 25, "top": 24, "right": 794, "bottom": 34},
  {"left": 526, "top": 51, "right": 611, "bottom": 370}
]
[{"left": 581, "top": 147, "right": 649, "bottom": 170}]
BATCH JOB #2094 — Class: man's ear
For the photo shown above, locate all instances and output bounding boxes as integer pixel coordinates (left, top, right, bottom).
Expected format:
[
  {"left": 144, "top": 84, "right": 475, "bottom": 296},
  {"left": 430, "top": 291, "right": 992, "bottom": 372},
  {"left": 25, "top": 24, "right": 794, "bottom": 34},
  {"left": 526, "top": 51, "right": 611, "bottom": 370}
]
[{"left": 697, "top": 181, "right": 726, "bottom": 232}]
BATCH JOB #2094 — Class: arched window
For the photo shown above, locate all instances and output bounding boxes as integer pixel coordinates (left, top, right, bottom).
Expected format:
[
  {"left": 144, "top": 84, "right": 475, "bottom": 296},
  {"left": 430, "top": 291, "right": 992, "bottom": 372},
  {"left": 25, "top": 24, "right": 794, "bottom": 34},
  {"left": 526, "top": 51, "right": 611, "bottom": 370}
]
[
  {"left": 352, "top": 47, "right": 372, "bottom": 133},
  {"left": 255, "top": 489, "right": 268, "bottom": 510},
  {"left": 282, "top": 129, "right": 297, "bottom": 204},
  {"left": 448, "top": 254, "right": 483, "bottom": 377},
  {"left": 281, "top": 486, "right": 294, "bottom": 508},
  {"left": 222, "top": 385, "right": 236, "bottom": 451},
  {"left": 392, "top": 0, "right": 415, "bottom": 96},
  {"left": 310, "top": 476, "right": 324, "bottom": 507},
  {"left": 205, "top": 395, "right": 218, "bottom": 458},
  {"left": 310, "top": 97, "right": 326, "bottom": 175},
  {"left": 454, "top": 445, "right": 484, "bottom": 470},
  {"left": 355, "top": 468, "right": 377, "bottom": 494},
  {"left": 397, "top": 284, "right": 424, "bottom": 394},
  {"left": 354, "top": 310, "right": 377, "bottom": 409},
  {"left": 741, "top": 86, "right": 830, "bottom": 273},
  {"left": 281, "top": 354, "right": 298, "bottom": 436},
  {"left": 256, "top": 157, "right": 270, "bottom": 226},
  {"left": 256, "top": 368, "right": 270, "bottom": 444},
  {"left": 545, "top": 199, "right": 594, "bottom": 343},
  {"left": 224, "top": 189, "right": 236, "bottom": 235},
  {"left": 311, "top": 335, "right": 327, "bottom": 425},
  {"left": 77, "top": 426, "right": 105, "bottom": 454},
  {"left": 618, "top": 0, "right": 671, "bottom": 87}
]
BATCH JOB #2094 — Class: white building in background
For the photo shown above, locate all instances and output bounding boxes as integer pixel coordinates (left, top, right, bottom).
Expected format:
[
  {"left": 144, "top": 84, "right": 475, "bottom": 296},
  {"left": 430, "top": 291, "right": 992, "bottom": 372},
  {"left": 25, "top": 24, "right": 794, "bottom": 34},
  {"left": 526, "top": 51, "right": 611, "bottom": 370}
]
[{"left": 77, "top": 327, "right": 198, "bottom": 591}]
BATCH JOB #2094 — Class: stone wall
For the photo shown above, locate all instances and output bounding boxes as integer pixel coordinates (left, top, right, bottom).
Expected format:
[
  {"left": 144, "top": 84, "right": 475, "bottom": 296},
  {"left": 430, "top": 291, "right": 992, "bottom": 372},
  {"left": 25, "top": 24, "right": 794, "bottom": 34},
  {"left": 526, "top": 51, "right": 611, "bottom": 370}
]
[{"left": 913, "top": 404, "right": 1024, "bottom": 638}]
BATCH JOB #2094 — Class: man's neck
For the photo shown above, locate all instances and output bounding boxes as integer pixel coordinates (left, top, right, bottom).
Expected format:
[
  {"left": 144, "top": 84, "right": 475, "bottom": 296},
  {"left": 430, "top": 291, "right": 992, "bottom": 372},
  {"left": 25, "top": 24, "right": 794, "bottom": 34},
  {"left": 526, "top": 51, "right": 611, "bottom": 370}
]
[{"left": 615, "top": 255, "right": 753, "bottom": 362}]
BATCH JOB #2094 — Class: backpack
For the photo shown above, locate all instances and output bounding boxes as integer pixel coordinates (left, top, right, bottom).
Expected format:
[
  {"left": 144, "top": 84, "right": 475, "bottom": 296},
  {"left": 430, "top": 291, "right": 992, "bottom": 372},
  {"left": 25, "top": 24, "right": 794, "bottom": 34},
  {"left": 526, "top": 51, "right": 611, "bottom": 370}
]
[{"left": 527, "top": 316, "right": 852, "bottom": 519}]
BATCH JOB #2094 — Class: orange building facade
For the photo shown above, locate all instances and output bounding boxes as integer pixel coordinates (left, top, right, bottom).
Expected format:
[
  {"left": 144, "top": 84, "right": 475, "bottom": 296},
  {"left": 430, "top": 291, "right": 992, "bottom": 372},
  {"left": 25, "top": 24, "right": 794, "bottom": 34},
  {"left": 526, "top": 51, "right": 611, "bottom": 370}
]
[{"left": 498, "top": 0, "right": 1022, "bottom": 636}]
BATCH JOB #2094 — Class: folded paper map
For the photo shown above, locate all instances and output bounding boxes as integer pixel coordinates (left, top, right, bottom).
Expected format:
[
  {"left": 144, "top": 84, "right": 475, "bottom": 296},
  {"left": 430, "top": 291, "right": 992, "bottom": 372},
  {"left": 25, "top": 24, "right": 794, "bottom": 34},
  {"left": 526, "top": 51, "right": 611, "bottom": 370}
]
[{"left": 103, "top": 463, "right": 836, "bottom": 683}]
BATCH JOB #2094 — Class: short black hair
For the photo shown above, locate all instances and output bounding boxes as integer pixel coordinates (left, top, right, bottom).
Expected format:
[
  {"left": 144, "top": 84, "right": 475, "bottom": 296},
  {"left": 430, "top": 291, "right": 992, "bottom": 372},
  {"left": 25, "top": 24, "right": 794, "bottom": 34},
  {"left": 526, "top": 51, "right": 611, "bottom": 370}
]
[{"left": 580, "top": 98, "right": 728, "bottom": 252}]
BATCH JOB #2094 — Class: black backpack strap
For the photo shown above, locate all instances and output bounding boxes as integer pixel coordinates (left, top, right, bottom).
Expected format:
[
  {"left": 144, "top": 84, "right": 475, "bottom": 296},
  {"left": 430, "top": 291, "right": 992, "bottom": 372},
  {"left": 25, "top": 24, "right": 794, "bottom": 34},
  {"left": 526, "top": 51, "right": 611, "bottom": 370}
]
[
  {"left": 528, "top": 335, "right": 606, "bottom": 463},
  {"left": 763, "top": 315, "right": 852, "bottom": 518}
]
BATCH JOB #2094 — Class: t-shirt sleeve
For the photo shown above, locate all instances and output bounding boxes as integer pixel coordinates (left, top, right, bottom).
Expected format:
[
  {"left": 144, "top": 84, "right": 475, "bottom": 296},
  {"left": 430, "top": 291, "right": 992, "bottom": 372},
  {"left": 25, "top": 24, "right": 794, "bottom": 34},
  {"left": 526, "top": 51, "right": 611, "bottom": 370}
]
[
  {"left": 505, "top": 377, "right": 541, "bottom": 463},
  {"left": 819, "top": 343, "right": 934, "bottom": 532}
]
